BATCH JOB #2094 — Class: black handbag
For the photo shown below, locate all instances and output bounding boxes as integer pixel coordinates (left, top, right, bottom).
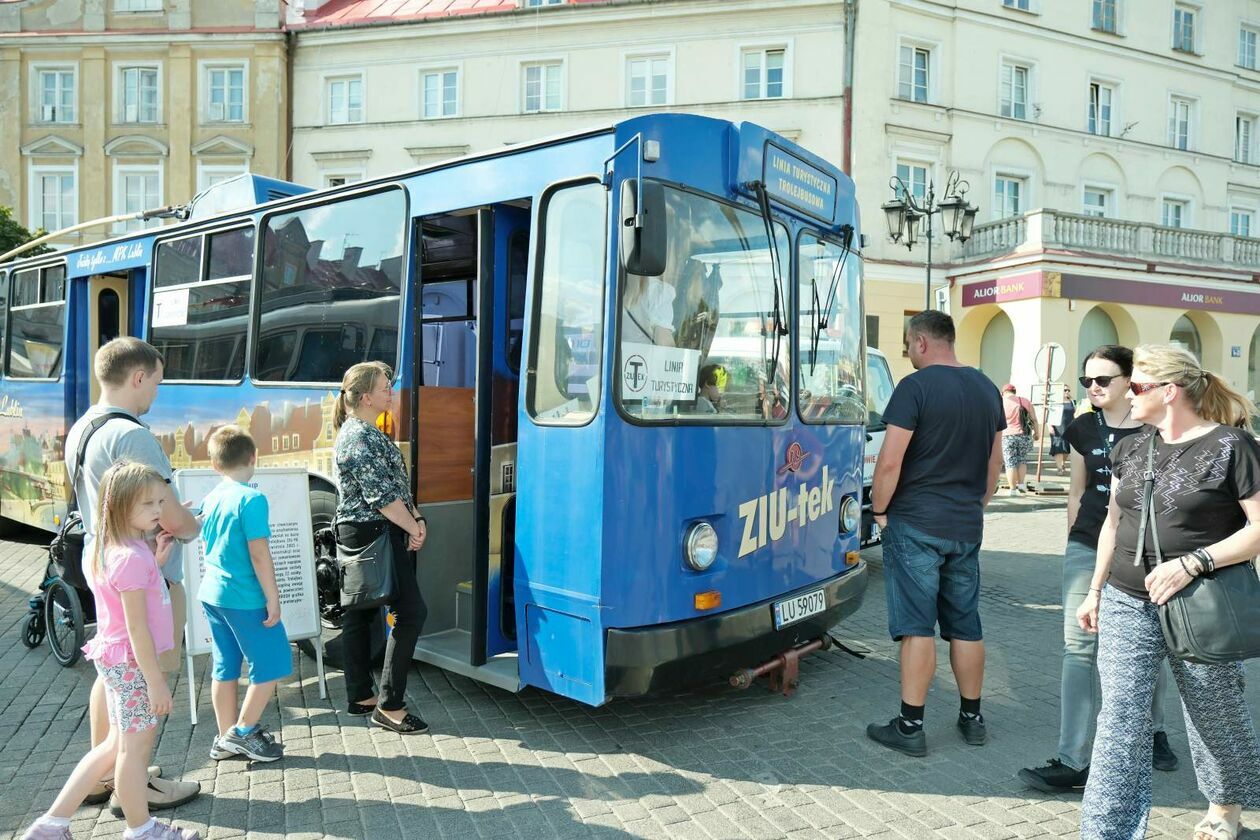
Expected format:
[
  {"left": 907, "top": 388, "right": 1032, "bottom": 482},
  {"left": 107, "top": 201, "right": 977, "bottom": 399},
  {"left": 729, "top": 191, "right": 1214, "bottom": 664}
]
[
  {"left": 336, "top": 520, "right": 396, "bottom": 611},
  {"left": 54, "top": 412, "right": 141, "bottom": 590},
  {"left": 1135, "top": 434, "right": 1260, "bottom": 664}
]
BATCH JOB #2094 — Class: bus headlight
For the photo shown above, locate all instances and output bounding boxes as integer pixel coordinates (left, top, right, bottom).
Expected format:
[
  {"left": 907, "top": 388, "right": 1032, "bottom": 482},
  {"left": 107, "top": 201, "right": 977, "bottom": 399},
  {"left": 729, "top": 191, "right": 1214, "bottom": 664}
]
[
  {"left": 840, "top": 496, "right": 860, "bottom": 534},
  {"left": 685, "top": 522, "right": 718, "bottom": 571}
]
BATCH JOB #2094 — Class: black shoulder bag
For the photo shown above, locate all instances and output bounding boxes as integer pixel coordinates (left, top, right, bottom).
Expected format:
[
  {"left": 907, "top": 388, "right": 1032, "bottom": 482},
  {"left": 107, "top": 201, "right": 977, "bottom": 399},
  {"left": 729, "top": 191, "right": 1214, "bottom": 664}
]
[
  {"left": 51, "top": 412, "right": 140, "bottom": 590},
  {"left": 336, "top": 518, "right": 396, "bottom": 611},
  {"left": 1136, "top": 434, "right": 1260, "bottom": 664}
]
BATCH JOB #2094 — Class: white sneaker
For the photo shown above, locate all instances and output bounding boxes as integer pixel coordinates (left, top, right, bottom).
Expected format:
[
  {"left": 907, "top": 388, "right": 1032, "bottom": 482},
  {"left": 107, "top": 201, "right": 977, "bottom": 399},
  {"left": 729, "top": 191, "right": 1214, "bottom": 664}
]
[
  {"left": 1006, "top": 488, "right": 1019, "bottom": 497},
  {"left": 209, "top": 736, "right": 233, "bottom": 761}
]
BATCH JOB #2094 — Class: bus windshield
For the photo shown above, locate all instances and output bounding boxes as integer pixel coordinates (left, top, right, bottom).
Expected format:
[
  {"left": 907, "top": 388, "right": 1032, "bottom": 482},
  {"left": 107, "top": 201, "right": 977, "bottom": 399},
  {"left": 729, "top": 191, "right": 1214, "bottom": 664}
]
[
  {"left": 797, "top": 235, "right": 863, "bottom": 423},
  {"left": 618, "top": 185, "right": 789, "bottom": 423}
]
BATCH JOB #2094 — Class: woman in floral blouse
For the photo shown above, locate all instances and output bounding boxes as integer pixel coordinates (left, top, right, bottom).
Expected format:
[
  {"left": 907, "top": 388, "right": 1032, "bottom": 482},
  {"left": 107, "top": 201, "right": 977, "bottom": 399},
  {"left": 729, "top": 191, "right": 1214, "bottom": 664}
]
[{"left": 333, "top": 361, "right": 429, "bottom": 734}]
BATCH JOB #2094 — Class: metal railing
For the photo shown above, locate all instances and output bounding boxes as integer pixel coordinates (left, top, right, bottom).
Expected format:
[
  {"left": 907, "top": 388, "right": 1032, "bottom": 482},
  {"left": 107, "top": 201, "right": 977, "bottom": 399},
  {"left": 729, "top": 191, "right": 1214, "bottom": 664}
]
[{"left": 962, "top": 208, "right": 1260, "bottom": 269}]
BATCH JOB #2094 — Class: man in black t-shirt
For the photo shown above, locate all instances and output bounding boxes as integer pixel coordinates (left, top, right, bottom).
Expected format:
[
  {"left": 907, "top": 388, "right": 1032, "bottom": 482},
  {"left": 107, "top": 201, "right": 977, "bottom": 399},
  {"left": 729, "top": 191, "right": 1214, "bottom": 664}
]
[{"left": 865, "top": 311, "right": 1005, "bottom": 758}]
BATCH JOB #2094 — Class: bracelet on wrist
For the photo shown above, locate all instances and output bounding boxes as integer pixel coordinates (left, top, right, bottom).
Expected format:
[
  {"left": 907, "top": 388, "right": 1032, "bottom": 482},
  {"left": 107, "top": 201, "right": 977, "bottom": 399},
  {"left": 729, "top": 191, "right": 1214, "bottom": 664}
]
[
  {"left": 1088, "top": 587, "right": 1103, "bottom": 594},
  {"left": 1192, "top": 548, "right": 1215, "bottom": 574},
  {"left": 1179, "top": 556, "right": 1197, "bottom": 577},
  {"left": 872, "top": 509, "right": 887, "bottom": 517}
]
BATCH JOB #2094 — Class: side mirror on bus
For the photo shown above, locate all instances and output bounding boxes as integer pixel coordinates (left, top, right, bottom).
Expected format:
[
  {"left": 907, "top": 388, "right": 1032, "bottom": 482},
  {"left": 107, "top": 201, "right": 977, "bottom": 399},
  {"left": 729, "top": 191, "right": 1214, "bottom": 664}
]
[{"left": 619, "top": 179, "right": 667, "bottom": 277}]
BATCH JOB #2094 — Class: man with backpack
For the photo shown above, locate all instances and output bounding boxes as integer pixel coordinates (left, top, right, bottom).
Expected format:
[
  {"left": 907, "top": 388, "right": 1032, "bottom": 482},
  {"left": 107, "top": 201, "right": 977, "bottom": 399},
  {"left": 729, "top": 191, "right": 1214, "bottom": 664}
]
[
  {"left": 1001, "top": 383, "right": 1041, "bottom": 496},
  {"left": 63, "top": 338, "right": 202, "bottom": 815}
]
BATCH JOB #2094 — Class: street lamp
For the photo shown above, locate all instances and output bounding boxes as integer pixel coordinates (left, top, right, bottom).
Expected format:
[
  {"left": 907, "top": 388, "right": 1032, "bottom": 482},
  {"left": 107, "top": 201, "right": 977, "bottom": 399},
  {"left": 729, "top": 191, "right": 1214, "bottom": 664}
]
[{"left": 882, "top": 170, "right": 979, "bottom": 310}]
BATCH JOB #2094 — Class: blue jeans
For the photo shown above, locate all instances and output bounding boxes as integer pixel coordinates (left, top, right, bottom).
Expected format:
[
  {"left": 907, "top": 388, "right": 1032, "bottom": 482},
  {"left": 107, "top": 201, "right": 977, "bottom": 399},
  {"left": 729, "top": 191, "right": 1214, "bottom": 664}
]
[
  {"left": 881, "top": 517, "right": 983, "bottom": 642},
  {"left": 1059, "top": 541, "right": 1170, "bottom": 770}
]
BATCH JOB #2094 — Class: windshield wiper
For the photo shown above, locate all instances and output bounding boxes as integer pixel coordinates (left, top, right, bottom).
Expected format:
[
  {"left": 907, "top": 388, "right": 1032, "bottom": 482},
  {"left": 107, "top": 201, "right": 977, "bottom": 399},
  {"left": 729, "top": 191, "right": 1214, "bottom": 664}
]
[
  {"left": 749, "top": 182, "right": 789, "bottom": 401},
  {"left": 810, "top": 224, "right": 855, "bottom": 374}
]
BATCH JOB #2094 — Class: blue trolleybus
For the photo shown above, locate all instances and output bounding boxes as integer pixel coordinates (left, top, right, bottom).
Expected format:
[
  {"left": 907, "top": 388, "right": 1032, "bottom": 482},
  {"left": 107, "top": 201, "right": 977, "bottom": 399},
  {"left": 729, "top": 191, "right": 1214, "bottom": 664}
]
[{"left": 0, "top": 114, "right": 868, "bottom": 706}]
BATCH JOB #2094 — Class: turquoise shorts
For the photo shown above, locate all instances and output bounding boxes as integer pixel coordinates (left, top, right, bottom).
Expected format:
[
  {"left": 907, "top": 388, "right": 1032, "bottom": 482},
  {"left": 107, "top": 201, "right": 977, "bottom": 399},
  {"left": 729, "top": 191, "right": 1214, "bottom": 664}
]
[{"left": 202, "top": 603, "right": 292, "bottom": 684}]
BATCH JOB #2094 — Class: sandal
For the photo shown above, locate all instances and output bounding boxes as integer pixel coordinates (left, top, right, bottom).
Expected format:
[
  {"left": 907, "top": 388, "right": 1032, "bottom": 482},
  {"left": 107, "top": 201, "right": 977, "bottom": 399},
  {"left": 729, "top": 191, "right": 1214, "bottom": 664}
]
[
  {"left": 1193, "top": 816, "right": 1243, "bottom": 840},
  {"left": 370, "top": 708, "right": 429, "bottom": 734}
]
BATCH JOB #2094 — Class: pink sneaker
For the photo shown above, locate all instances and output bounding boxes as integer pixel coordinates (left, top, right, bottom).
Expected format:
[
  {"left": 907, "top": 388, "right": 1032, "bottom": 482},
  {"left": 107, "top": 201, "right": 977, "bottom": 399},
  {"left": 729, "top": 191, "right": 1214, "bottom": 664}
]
[
  {"left": 142, "top": 821, "right": 200, "bottom": 840},
  {"left": 20, "top": 821, "right": 72, "bottom": 840}
]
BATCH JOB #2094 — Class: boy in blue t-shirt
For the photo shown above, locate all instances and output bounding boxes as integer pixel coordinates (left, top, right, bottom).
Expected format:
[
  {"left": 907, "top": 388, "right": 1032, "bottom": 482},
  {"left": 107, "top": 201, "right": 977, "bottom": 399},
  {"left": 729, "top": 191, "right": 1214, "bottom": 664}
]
[{"left": 199, "top": 425, "right": 290, "bottom": 763}]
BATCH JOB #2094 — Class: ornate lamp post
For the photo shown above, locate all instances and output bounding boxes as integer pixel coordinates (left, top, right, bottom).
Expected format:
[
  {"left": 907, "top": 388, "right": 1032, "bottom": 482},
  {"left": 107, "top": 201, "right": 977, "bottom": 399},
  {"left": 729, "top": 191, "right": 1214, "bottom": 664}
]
[{"left": 881, "top": 170, "right": 979, "bottom": 311}]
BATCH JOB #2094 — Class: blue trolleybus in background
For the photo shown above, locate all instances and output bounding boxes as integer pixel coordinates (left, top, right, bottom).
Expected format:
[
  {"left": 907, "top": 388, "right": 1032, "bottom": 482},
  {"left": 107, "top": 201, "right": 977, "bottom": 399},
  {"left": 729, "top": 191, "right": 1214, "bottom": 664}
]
[{"left": 0, "top": 114, "right": 868, "bottom": 706}]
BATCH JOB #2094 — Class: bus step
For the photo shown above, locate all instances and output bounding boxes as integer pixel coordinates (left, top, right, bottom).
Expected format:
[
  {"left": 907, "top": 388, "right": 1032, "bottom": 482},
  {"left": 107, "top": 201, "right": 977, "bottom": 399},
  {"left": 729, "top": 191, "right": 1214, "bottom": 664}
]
[
  {"left": 455, "top": 581, "right": 473, "bottom": 633},
  {"left": 729, "top": 635, "right": 832, "bottom": 698}
]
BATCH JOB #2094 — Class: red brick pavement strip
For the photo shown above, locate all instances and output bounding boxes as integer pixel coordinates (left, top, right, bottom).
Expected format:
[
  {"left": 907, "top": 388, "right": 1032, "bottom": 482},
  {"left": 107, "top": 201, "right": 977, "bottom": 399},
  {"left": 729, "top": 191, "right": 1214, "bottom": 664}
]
[{"left": 0, "top": 511, "right": 1255, "bottom": 839}]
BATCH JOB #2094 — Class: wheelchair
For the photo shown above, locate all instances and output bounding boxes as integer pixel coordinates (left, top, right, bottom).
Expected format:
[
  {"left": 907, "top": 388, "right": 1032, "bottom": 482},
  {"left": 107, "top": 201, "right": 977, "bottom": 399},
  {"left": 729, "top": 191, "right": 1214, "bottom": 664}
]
[{"left": 19, "top": 512, "right": 95, "bottom": 667}]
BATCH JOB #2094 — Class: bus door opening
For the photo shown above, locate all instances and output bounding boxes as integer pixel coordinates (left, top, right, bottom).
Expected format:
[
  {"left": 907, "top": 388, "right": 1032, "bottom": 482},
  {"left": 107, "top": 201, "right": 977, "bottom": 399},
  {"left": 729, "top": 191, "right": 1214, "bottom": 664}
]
[
  {"left": 83, "top": 272, "right": 130, "bottom": 410},
  {"left": 411, "top": 202, "right": 529, "bottom": 686}
]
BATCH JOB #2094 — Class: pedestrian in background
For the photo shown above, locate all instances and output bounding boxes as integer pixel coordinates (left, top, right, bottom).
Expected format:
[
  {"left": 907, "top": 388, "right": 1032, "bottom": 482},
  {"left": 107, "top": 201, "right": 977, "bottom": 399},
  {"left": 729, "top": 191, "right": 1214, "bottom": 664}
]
[
  {"left": 1077, "top": 345, "right": 1260, "bottom": 840},
  {"left": 1049, "top": 385, "right": 1075, "bottom": 475},
  {"left": 1001, "top": 384, "right": 1040, "bottom": 495},
  {"left": 1019, "top": 345, "right": 1178, "bottom": 795},
  {"left": 865, "top": 311, "right": 1004, "bottom": 757}
]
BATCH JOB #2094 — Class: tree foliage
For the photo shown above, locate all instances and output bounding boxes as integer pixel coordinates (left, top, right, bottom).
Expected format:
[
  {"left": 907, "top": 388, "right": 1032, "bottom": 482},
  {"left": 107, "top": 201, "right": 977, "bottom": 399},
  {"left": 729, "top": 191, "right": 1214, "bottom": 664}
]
[{"left": 0, "top": 206, "right": 54, "bottom": 259}]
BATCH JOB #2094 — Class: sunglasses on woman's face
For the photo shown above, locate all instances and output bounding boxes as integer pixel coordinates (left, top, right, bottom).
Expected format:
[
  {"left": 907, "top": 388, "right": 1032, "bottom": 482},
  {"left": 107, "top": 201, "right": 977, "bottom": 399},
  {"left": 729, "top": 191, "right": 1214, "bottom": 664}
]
[
  {"left": 1128, "top": 381, "right": 1170, "bottom": 396},
  {"left": 1079, "top": 375, "right": 1122, "bottom": 388}
]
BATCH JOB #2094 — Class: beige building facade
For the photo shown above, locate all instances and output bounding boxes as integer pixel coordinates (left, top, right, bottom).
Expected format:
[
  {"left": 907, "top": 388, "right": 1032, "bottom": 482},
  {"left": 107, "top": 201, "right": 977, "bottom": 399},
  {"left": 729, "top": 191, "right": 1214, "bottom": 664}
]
[{"left": 0, "top": 0, "right": 289, "bottom": 247}]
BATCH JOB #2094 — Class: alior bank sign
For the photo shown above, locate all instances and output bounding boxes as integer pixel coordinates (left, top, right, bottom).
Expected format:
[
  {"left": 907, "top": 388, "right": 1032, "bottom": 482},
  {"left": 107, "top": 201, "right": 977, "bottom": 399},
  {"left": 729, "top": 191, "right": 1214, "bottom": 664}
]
[{"left": 960, "top": 271, "right": 1260, "bottom": 316}]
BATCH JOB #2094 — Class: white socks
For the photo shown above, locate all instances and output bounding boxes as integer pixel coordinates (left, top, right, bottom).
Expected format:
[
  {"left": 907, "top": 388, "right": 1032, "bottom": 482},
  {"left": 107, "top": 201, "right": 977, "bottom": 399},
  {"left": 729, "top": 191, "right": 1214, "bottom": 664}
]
[
  {"left": 123, "top": 817, "right": 157, "bottom": 838},
  {"left": 36, "top": 815, "right": 71, "bottom": 829}
]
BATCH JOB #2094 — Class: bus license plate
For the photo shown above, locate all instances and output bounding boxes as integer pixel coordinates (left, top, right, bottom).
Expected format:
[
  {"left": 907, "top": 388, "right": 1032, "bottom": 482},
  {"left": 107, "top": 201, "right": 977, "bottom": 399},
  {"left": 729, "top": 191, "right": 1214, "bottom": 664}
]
[{"left": 774, "top": 588, "right": 827, "bottom": 629}]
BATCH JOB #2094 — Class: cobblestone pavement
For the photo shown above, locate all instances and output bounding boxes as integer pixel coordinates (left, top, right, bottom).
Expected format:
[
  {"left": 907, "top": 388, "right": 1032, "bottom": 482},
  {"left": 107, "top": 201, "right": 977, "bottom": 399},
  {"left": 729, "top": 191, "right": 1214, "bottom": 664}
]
[{"left": 0, "top": 498, "right": 1255, "bottom": 839}]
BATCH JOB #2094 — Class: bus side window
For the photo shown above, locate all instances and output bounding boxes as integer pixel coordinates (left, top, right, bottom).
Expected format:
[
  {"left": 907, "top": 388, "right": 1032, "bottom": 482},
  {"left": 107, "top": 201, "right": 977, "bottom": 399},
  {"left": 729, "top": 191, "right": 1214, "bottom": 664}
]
[
  {"left": 7, "top": 265, "right": 66, "bottom": 379},
  {"left": 0, "top": 271, "right": 7, "bottom": 375},
  {"left": 151, "top": 229, "right": 251, "bottom": 382},
  {"left": 255, "top": 189, "right": 405, "bottom": 383},
  {"left": 507, "top": 229, "right": 528, "bottom": 373}
]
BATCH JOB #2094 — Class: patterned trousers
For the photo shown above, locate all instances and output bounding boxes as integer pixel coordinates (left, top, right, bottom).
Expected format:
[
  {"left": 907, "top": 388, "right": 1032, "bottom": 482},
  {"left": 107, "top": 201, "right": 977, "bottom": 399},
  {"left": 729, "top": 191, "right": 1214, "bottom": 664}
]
[{"left": 1081, "top": 585, "right": 1260, "bottom": 840}]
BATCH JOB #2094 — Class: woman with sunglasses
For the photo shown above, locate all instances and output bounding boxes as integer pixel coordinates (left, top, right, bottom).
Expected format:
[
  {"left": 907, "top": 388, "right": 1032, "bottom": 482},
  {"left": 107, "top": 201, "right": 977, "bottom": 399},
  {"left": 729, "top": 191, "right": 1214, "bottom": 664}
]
[
  {"left": 1076, "top": 345, "right": 1260, "bottom": 840},
  {"left": 1019, "top": 345, "right": 1178, "bottom": 794}
]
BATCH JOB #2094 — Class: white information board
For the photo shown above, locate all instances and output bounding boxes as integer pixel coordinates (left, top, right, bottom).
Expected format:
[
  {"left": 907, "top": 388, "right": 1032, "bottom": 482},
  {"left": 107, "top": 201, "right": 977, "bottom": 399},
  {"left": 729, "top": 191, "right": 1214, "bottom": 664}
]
[
  {"left": 619, "top": 342, "right": 701, "bottom": 402},
  {"left": 173, "top": 467, "right": 325, "bottom": 723}
]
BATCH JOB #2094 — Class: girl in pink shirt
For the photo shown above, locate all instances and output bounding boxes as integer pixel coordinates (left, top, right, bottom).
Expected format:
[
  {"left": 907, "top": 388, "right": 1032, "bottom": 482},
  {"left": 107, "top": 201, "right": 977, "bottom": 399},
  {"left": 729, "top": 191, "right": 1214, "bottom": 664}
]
[{"left": 22, "top": 462, "right": 198, "bottom": 840}]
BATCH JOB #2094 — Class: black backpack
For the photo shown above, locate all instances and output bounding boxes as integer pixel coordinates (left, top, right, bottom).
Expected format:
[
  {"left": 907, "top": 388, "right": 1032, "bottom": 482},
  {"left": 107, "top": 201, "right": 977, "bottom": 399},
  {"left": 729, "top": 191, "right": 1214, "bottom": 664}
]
[{"left": 50, "top": 412, "right": 140, "bottom": 589}]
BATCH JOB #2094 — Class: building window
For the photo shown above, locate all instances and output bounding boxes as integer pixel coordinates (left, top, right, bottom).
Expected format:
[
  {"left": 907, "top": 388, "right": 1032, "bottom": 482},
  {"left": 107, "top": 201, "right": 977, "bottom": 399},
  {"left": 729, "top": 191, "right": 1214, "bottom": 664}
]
[
  {"left": 114, "top": 167, "right": 161, "bottom": 233},
  {"left": 1230, "top": 209, "right": 1254, "bottom": 238},
  {"left": 29, "top": 167, "right": 76, "bottom": 232},
  {"left": 1088, "top": 81, "right": 1113, "bottom": 136},
  {"left": 897, "top": 45, "right": 929, "bottom": 103},
  {"left": 1002, "top": 0, "right": 1030, "bottom": 10},
  {"left": 206, "top": 65, "right": 245, "bottom": 123},
  {"left": 742, "top": 47, "right": 785, "bottom": 100},
  {"left": 119, "top": 66, "right": 159, "bottom": 123},
  {"left": 1092, "top": 0, "right": 1118, "bottom": 33},
  {"left": 1173, "top": 5, "right": 1197, "bottom": 53},
  {"left": 522, "top": 62, "right": 562, "bottom": 112},
  {"left": 323, "top": 172, "right": 363, "bottom": 188},
  {"left": 1162, "top": 198, "right": 1187, "bottom": 228},
  {"left": 326, "top": 75, "right": 363, "bottom": 124},
  {"left": 36, "top": 68, "right": 75, "bottom": 123},
  {"left": 196, "top": 166, "right": 245, "bottom": 193},
  {"left": 1236, "top": 114, "right": 1256, "bottom": 164},
  {"left": 1168, "top": 97, "right": 1192, "bottom": 150},
  {"left": 522, "top": 0, "right": 563, "bottom": 6},
  {"left": 1083, "top": 188, "right": 1110, "bottom": 218},
  {"left": 626, "top": 55, "right": 669, "bottom": 107},
  {"left": 994, "top": 176, "right": 1025, "bottom": 218},
  {"left": 1242, "top": 26, "right": 1259, "bottom": 70},
  {"left": 895, "top": 162, "right": 928, "bottom": 202},
  {"left": 1000, "top": 62, "right": 1030, "bottom": 120},
  {"left": 115, "top": 0, "right": 162, "bottom": 10},
  {"left": 902, "top": 311, "right": 921, "bottom": 357},
  {"left": 421, "top": 69, "right": 458, "bottom": 118},
  {"left": 866, "top": 315, "right": 879, "bottom": 349}
]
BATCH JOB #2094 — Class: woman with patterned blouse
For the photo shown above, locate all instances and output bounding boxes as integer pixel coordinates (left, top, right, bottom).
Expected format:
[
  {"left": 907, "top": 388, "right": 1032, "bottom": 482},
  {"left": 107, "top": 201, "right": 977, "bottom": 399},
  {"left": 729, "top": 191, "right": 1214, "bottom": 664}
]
[{"left": 333, "top": 361, "right": 429, "bottom": 734}]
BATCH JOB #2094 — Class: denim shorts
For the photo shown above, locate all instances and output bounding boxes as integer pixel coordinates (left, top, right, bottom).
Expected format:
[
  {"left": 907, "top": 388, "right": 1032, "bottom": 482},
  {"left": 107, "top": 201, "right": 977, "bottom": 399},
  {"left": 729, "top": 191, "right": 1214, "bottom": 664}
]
[
  {"left": 881, "top": 517, "right": 983, "bottom": 642},
  {"left": 202, "top": 603, "right": 292, "bottom": 684}
]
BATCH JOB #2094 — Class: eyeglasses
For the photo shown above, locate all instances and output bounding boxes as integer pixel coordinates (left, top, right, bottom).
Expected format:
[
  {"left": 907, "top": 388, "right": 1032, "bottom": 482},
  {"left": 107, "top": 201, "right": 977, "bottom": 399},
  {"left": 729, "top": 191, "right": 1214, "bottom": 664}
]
[
  {"left": 1128, "top": 381, "right": 1171, "bottom": 396},
  {"left": 1079, "top": 375, "right": 1122, "bottom": 388}
]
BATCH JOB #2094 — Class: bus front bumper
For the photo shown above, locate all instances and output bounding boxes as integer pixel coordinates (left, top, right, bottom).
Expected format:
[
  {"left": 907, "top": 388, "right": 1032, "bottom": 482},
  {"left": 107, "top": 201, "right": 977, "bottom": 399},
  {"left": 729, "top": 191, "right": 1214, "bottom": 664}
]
[{"left": 604, "top": 561, "right": 868, "bottom": 697}]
